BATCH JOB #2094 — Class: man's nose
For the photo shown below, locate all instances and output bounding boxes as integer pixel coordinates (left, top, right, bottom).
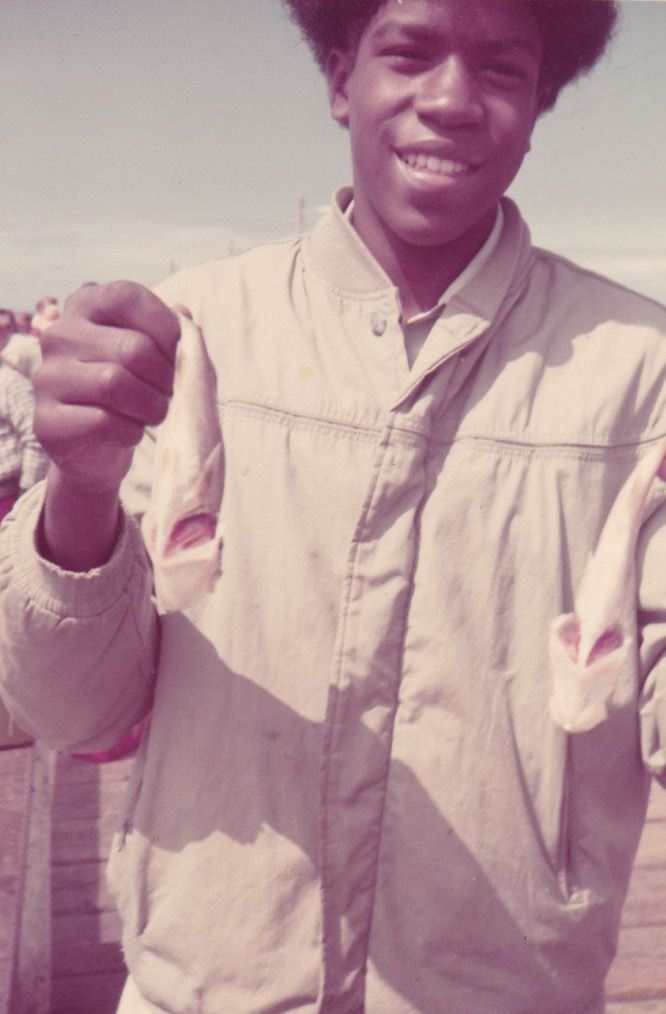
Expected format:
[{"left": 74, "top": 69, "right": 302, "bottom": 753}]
[{"left": 414, "top": 56, "right": 484, "bottom": 128}]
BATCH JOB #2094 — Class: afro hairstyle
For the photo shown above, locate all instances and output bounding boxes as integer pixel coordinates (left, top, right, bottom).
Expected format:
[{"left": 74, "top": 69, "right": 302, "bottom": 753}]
[{"left": 282, "top": 0, "right": 618, "bottom": 113}]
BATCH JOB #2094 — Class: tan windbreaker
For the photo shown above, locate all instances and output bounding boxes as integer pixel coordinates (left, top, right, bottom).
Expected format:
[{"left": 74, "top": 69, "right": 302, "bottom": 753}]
[{"left": 1, "top": 192, "right": 666, "bottom": 1014}]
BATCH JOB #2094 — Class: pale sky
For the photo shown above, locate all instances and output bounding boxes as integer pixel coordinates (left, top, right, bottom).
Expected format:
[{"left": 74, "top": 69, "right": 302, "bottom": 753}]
[{"left": 1, "top": 0, "right": 665, "bottom": 310}]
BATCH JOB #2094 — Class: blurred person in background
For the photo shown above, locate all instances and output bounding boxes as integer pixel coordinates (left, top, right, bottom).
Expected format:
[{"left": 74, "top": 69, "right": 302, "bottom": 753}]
[
  {"left": 0, "top": 308, "right": 48, "bottom": 520},
  {"left": 30, "top": 294, "right": 60, "bottom": 337},
  {"left": 13, "top": 311, "right": 32, "bottom": 334},
  {"left": 1, "top": 307, "right": 42, "bottom": 379}
]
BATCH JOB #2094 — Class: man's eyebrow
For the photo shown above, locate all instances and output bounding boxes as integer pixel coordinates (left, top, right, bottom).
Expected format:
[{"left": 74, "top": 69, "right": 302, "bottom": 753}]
[
  {"left": 371, "top": 19, "right": 540, "bottom": 59},
  {"left": 370, "top": 19, "right": 439, "bottom": 44},
  {"left": 482, "top": 38, "right": 541, "bottom": 60}
]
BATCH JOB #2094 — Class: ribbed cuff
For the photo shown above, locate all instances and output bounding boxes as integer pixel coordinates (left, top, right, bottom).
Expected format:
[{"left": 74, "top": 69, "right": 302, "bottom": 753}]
[{"left": 5, "top": 481, "right": 148, "bottom": 617}]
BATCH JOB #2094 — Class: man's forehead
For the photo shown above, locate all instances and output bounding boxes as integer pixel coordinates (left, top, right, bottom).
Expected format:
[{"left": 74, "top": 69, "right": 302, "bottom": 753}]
[{"left": 369, "top": 0, "right": 538, "bottom": 39}]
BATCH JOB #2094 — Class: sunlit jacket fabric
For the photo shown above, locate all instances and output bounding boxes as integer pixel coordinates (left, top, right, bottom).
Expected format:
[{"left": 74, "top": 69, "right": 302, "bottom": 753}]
[{"left": 2, "top": 192, "right": 666, "bottom": 1014}]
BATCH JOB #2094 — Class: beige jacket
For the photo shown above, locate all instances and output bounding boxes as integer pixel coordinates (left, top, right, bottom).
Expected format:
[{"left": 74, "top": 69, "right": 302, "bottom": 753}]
[{"left": 2, "top": 193, "right": 666, "bottom": 1013}]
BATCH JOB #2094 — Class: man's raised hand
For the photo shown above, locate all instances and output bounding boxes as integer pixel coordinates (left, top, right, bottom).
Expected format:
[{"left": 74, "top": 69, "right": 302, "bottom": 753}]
[
  {"left": 33, "top": 281, "right": 180, "bottom": 492},
  {"left": 32, "top": 281, "right": 181, "bottom": 571}
]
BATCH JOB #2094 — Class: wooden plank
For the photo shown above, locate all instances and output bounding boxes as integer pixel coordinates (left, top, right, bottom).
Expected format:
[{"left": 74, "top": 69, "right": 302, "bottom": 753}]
[
  {"left": 10, "top": 743, "right": 54, "bottom": 1014},
  {"left": 646, "top": 782, "right": 666, "bottom": 821},
  {"left": 51, "top": 785, "right": 124, "bottom": 826},
  {"left": 51, "top": 970, "right": 126, "bottom": 1014},
  {"left": 0, "top": 746, "right": 34, "bottom": 1014},
  {"left": 632, "top": 819, "right": 666, "bottom": 870},
  {"left": 52, "top": 778, "right": 132, "bottom": 823},
  {"left": 605, "top": 782, "right": 666, "bottom": 1001},
  {"left": 621, "top": 865, "right": 666, "bottom": 928},
  {"left": 52, "top": 911, "right": 124, "bottom": 978},
  {"left": 607, "top": 1002, "right": 666, "bottom": 1013},
  {"left": 605, "top": 925, "right": 666, "bottom": 1000},
  {"left": 52, "top": 812, "right": 122, "bottom": 864},
  {"left": 52, "top": 858, "right": 108, "bottom": 892},
  {"left": 51, "top": 860, "right": 117, "bottom": 917},
  {"left": 49, "top": 753, "right": 133, "bottom": 1013},
  {"left": 52, "top": 754, "right": 134, "bottom": 788}
]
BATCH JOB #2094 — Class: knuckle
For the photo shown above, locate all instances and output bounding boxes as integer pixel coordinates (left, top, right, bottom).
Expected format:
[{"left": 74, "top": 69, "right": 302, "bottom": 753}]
[
  {"left": 97, "top": 362, "right": 124, "bottom": 396},
  {"left": 66, "top": 279, "right": 144, "bottom": 321},
  {"left": 104, "top": 279, "right": 138, "bottom": 304},
  {"left": 117, "top": 330, "right": 145, "bottom": 369},
  {"left": 104, "top": 280, "right": 149, "bottom": 320},
  {"left": 64, "top": 281, "right": 103, "bottom": 314},
  {"left": 87, "top": 405, "right": 114, "bottom": 439}
]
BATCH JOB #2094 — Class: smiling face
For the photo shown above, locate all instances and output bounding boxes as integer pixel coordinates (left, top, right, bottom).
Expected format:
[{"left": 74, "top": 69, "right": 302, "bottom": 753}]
[{"left": 327, "top": 0, "right": 543, "bottom": 269}]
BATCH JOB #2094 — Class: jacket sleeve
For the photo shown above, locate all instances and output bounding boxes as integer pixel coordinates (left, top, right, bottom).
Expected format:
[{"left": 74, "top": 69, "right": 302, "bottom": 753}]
[
  {"left": 637, "top": 484, "right": 666, "bottom": 786},
  {"left": 0, "top": 482, "right": 158, "bottom": 753},
  {"left": 0, "top": 273, "right": 195, "bottom": 753}
]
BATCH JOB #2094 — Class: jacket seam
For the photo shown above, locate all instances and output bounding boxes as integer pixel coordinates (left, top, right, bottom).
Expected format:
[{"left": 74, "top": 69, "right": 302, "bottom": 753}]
[
  {"left": 223, "top": 397, "right": 428, "bottom": 445},
  {"left": 360, "top": 465, "right": 428, "bottom": 988},
  {"left": 317, "top": 418, "right": 398, "bottom": 1007},
  {"left": 223, "top": 400, "right": 666, "bottom": 454},
  {"left": 431, "top": 431, "right": 666, "bottom": 455}
]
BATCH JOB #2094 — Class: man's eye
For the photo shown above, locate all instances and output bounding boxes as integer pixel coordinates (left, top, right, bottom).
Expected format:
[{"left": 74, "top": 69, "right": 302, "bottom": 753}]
[
  {"left": 483, "top": 63, "right": 527, "bottom": 82},
  {"left": 381, "top": 48, "right": 429, "bottom": 66}
]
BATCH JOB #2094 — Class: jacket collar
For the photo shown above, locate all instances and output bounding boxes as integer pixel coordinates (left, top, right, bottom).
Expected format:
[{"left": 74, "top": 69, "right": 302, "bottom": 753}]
[
  {"left": 305, "top": 187, "right": 393, "bottom": 297},
  {"left": 304, "top": 186, "right": 535, "bottom": 327}
]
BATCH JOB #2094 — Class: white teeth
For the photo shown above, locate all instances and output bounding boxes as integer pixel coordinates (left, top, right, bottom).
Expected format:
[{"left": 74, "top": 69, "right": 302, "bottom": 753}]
[{"left": 401, "top": 152, "right": 470, "bottom": 175}]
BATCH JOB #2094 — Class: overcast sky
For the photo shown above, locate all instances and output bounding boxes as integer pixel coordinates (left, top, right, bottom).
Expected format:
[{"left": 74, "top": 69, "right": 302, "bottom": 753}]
[{"left": 1, "top": 0, "right": 665, "bottom": 310}]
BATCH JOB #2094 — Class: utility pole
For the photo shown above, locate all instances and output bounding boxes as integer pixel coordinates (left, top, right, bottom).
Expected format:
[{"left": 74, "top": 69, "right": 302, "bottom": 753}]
[{"left": 297, "top": 195, "right": 306, "bottom": 233}]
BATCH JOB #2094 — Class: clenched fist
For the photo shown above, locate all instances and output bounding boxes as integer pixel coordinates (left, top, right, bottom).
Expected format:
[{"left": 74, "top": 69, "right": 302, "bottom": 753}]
[
  {"left": 33, "top": 281, "right": 181, "bottom": 571},
  {"left": 34, "top": 280, "right": 180, "bottom": 492}
]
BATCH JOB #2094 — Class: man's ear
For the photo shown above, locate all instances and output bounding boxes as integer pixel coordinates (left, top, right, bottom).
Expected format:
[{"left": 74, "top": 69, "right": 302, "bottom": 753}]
[
  {"left": 326, "top": 49, "right": 352, "bottom": 128},
  {"left": 534, "top": 83, "right": 555, "bottom": 120}
]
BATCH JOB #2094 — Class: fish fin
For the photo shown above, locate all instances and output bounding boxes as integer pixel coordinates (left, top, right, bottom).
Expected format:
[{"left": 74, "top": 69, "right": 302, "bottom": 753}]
[
  {"left": 193, "top": 442, "right": 224, "bottom": 505},
  {"left": 164, "top": 513, "right": 217, "bottom": 557},
  {"left": 549, "top": 613, "right": 630, "bottom": 733}
]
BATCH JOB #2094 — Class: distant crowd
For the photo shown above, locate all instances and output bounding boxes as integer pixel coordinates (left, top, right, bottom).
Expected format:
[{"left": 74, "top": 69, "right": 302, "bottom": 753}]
[{"left": 0, "top": 295, "right": 60, "bottom": 521}]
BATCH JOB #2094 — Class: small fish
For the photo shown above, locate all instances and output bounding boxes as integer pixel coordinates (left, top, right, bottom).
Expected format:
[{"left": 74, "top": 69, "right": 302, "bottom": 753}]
[
  {"left": 549, "top": 438, "right": 666, "bottom": 733},
  {"left": 141, "top": 309, "right": 224, "bottom": 613}
]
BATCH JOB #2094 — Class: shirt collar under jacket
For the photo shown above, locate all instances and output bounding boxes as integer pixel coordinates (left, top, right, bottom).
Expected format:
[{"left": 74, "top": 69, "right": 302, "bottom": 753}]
[{"left": 343, "top": 198, "right": 505, "bottom": 326}]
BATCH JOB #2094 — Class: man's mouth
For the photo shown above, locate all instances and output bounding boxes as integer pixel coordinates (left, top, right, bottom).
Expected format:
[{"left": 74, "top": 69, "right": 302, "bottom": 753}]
[{"left": 397, "top": 150, "right": 479, "bottom": 177}]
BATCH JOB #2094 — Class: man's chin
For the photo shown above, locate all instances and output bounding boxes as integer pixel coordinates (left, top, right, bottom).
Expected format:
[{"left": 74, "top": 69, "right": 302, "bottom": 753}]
[{"left": 388, "top": 211, "right": 495, "bottom": 252}]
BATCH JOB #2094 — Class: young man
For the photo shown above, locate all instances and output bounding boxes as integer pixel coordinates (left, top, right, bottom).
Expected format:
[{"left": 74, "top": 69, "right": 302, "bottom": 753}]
[{"left": 1, "top": 2, "right": 665, "bottom": 1011}]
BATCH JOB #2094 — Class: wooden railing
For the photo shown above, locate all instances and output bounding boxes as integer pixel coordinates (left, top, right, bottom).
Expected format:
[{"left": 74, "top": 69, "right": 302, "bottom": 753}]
[{"left": 0, "top": 744, "right": 52, "bottom": 1014}]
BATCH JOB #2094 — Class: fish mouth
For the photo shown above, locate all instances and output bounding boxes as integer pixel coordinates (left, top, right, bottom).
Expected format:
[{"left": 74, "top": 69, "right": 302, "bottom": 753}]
[
  {"left": 583, "top": 627, "right": 624, "bottom": 667},
  {"left": 165, "top": 512, "right": 218, "bottom": 556},
  {"left": 559, "top": 617, "right": 624, "bottom": 668}
]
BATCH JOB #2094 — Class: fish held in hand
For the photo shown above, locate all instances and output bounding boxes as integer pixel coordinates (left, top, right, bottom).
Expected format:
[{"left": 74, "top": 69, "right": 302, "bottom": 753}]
[
  {"left": 549, "top": 438, "right": 666, "bottom": 733},
  {"left": 141, "top": 310, "right": 224, "bottom": 613}
]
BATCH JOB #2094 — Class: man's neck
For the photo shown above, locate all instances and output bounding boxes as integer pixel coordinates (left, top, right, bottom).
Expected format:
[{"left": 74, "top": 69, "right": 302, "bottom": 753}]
[{"left": 349, "top": 204, "right": 498, "bottom": 320}]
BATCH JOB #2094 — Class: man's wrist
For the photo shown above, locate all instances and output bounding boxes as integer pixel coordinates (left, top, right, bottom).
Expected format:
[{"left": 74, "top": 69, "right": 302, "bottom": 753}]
[{"left": 39, "top": 466, "right": 124, "bottom": 572}]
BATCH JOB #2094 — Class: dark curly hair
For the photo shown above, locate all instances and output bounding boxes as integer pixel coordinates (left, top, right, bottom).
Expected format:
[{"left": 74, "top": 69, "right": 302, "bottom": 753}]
[{"left": 282, "top": 0, "right": 618, "bottom": 113}]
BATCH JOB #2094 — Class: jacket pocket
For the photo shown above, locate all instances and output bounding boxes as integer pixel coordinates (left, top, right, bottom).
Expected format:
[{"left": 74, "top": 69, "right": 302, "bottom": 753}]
[
  {"left": 554, "top": 735, "right": 576, "bottom": 901},
  {"left": 113, "top": 751, "right": 145, "bottom": 853},
  {"left": 500, "top": 669, "right": 580, "bottom": 904},
  {"left": 107, "top": 754, "right": 148, "bottom": 939}
]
